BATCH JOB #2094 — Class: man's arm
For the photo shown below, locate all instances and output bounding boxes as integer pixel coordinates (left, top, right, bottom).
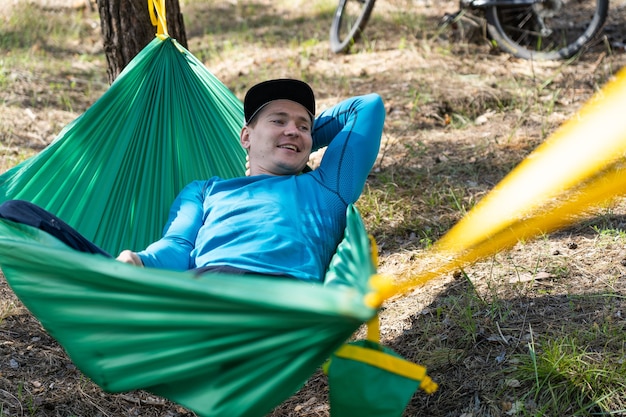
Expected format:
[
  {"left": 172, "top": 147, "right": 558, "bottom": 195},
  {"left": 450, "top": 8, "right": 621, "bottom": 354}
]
[
  {"left": 312, "top": 94, "right": 385, "bottom": 204},
  {"left": 127, "top": 180, "right": 207, "bottom": 270}
]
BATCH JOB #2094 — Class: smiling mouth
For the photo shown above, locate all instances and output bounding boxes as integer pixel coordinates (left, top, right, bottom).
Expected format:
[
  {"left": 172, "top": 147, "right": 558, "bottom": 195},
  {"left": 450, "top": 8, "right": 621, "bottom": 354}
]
[{"left": 278, "top": 144, "right": 299, "bottom": 152}]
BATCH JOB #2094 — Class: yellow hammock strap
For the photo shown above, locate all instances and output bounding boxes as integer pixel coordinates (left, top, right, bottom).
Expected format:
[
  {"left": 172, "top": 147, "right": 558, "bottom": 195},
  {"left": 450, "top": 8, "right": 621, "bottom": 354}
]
[
  {"left": 333, "top": 344, "right": 439, "bottom": 394},
  {"left": 364, "top": 235, "right": 396, "bottom": 310},
  {"left": 365, "top": 66, "right": 626, "bottom": 305},
  {"left": 148, "top": 0, "right": 169, "bottom": 38},
  {"left": 366, "top": 314, "right": 380, "bottom": 344},
  {"left": 365, "top": 274, "right": 395, "bottom": 309}
]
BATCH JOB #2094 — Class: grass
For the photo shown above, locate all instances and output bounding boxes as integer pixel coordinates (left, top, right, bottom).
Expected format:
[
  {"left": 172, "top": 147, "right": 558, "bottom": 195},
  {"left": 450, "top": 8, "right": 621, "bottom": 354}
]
[
  {"left": 515, "top": 332, "right": 626, "bottom": 415},
  {"left": 0, "top": 2, "right": 107, "bottom": 172},
  {"left": 0, "top": 300, "right": 17, "bottom": 326},
  {"left": 1, "top": 0, "right": 626, "bottom": 416}
]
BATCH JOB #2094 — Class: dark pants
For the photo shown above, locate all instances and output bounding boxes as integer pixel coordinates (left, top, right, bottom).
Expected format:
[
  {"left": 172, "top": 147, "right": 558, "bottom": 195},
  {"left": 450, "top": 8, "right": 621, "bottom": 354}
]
[
  {"left": 0, "top": 200, "right": 287, "bottom": 278},
  {"left": 0, "top": 200, "right": 111, "bottom": 257}
]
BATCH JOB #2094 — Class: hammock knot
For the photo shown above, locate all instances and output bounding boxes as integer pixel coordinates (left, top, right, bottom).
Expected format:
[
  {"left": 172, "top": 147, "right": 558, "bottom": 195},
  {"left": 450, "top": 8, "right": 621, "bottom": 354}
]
[{"left": 364, "top": 273, "right": 395, "bottom": 308}]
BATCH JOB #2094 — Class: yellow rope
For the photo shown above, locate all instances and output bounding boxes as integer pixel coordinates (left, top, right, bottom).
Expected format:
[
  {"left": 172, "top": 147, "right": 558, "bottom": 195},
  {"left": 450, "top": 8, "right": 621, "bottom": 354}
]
[
  {"left": 366, "top": 315, "right": 380, "bottom": 343},
  {"left": 366, "top": 66, "right": 626, "bottom": 305},
  {"left": 148, "top": 0, "right": 169, "bottom": 38}
]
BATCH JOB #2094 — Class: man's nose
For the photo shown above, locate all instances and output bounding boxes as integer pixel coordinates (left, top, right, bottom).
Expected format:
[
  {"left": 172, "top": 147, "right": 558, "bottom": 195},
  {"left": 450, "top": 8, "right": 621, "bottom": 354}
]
[{"left": 283, "top": 121, "right": 300, "bottom": 136}]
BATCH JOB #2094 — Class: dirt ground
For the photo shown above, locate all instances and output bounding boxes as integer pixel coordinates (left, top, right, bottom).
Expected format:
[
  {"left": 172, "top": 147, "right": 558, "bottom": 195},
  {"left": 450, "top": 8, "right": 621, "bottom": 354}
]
[{"left": 2, "top": 0, "right": 626, "bottom": 416}]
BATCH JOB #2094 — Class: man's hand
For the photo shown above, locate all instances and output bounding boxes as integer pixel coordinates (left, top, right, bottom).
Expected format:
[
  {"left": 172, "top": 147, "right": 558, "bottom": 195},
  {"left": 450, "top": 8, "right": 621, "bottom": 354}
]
[{"left": 116, "top": 250, "right": 144, "bottom": 266}]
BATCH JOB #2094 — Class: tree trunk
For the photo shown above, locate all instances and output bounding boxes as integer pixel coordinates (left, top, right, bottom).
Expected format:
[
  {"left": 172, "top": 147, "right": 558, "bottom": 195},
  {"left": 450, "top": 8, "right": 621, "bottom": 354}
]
[{"left": 97, "top": 0, "right": 187, "bottom": 84}]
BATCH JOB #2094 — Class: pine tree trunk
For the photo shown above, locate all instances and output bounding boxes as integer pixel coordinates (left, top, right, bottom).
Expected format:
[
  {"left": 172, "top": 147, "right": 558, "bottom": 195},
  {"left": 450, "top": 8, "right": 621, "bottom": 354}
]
[{"left": 97, "top": 0, "right": 187, "bottom": 84}]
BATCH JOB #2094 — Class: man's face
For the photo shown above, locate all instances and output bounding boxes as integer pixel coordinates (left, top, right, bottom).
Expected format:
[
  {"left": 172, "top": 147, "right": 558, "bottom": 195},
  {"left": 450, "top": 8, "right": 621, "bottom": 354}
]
[{"left": 240, "top": 99, "right": 313, "bottom": 176}]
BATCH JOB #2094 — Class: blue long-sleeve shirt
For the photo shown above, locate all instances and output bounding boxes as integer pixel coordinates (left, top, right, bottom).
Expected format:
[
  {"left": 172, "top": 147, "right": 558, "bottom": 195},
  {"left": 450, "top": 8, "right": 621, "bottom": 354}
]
[{"left": 137, "top": 93, "right": 385, "bottom": 282}]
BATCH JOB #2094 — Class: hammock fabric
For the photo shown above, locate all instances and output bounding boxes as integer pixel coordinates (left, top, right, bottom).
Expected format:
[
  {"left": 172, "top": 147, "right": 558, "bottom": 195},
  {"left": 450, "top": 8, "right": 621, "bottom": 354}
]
[
  {"left": 0, "top": 34, "right": 435, "bottom": 416},
  {"left": 0, "top": 36, "right": 246, "bottom": 256},
  {"left": 0, "top": 204, "right": 377, "bottom": 417},
  {"left": 325, "top": 339, "right": 438, "bottom": 417}
]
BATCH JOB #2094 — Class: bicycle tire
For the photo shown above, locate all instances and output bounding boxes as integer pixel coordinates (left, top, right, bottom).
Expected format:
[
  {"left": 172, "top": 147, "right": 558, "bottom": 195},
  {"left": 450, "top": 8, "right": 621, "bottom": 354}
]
[
  {"left": 329, "top": 0, "right": 377, "bottom": 53},
  {"left": 485, "top": 0, "right": 609, "bottom": 60}
]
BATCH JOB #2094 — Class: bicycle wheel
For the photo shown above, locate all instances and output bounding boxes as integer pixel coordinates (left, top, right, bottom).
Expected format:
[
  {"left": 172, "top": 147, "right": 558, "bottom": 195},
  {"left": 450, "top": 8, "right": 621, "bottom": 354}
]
[
  {"left": 485, "top": 0, "right": 609, "bottom": 60},
  {"left": 329, "top": 0, "right": 377, "bottom": 53}
]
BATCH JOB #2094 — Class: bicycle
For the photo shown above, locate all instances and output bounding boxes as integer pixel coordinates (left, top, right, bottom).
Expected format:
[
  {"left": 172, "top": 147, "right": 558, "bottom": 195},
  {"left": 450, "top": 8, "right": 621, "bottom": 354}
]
[{"left": 329, "top": 0, "right": 609, "bottom": 60}]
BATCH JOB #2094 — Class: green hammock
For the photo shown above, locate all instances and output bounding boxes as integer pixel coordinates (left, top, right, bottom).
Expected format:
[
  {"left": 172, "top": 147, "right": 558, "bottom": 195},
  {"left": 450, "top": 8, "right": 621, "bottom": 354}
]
[
  {"left": 0, "top": 35, "right": 434, "bottom": 416},
  {"left": 0, "top": 36, "right": 246, "bottom": 255},
  {"left": 0, "top": 203, "right": 376, "bottom": 417}
]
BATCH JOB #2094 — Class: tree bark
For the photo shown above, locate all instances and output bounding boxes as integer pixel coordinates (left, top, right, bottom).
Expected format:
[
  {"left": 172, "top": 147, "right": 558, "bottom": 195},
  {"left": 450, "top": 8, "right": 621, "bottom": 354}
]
[{"left": 97, "top": 0, "right": 187, "bottom": 84}]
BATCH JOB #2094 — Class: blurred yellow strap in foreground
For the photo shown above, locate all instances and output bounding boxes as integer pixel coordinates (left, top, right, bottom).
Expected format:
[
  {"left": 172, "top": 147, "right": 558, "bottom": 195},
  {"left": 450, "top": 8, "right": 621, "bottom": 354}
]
[{"left": 371, "top": 66, "right": 626, "bottom": 304}]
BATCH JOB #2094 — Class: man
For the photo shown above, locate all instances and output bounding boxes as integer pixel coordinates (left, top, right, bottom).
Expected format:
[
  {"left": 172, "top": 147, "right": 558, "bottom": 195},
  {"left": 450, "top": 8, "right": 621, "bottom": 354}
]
[{"left": 0, "top": 79, "right": 385, "bottom": 282}]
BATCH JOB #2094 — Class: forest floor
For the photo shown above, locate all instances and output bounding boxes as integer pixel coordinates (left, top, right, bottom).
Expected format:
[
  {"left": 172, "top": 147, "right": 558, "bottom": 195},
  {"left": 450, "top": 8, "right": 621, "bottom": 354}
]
[{"left": 2, "top": 0, "right": 626, "bottom": 416}]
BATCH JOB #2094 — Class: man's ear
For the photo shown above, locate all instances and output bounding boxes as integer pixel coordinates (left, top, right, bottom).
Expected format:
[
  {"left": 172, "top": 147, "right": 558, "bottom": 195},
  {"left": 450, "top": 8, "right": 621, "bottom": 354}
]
[{"left": 240, "top": 125, "right": 251, "bottom": 150}]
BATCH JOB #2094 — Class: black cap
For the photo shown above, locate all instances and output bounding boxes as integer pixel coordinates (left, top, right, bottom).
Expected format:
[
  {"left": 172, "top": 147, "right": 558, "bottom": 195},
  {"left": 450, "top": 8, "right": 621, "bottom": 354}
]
[{"left": 244, "top": 79, "right": 315, "bottom": 124}]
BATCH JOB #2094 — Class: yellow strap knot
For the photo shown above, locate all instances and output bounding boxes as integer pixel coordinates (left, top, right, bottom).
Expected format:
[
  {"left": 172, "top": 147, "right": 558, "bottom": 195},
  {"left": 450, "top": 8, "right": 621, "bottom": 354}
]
[{"left": 364, "top": 273, "right": 395, "bottom": 309}]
